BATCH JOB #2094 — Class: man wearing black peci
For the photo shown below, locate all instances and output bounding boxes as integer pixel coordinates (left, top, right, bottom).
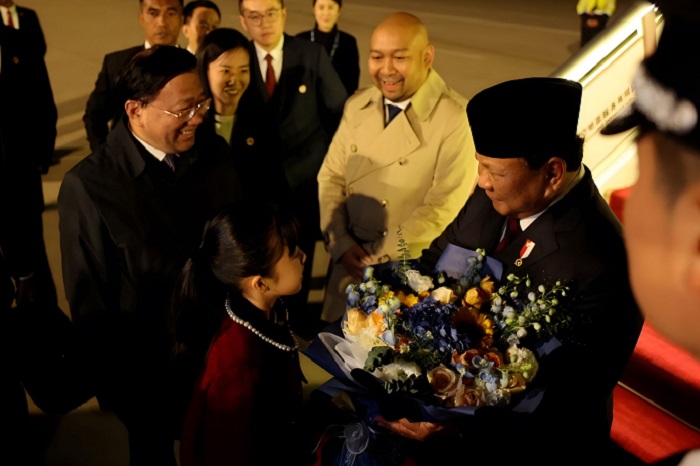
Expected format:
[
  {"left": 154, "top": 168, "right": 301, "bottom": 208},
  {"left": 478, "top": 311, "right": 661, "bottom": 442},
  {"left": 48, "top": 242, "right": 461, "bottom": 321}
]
[{"left": 379, "top": 77, "right": 644, "bottom": 464}]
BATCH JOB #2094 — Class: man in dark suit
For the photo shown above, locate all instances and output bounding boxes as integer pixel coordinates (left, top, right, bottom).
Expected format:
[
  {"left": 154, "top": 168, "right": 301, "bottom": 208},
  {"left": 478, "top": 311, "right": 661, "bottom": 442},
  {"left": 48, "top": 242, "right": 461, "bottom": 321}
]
[
  {"left": 238, "top": 0, "right": 348, "bottom": 338},
  {"left": 60, "top": 46, "right": 242, "bottom": 466},
  {"left": 378, "top": 77, "right": 644, "bottom": 464},
  {"left": 0, "top": 1, "right": 58, "bottom": 308},
  {"left": 83, "top": 0, "right": 184, "bottom": 152}
]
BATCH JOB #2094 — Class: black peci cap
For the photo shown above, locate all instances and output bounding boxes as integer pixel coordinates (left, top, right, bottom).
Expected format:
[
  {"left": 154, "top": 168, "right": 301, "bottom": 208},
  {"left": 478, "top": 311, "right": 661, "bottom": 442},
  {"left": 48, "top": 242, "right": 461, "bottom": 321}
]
[
  {"left": 466, "top": 77, "right": 583, "bottom": 163},
  {"left": 601, "top": 2, "right": 700, "bottom": 151}
]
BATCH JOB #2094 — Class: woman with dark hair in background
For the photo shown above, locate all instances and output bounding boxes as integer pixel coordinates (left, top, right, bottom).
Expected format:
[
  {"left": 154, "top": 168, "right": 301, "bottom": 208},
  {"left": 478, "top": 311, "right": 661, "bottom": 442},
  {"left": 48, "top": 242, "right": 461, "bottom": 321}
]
[
  {"left": 297, "top": 0, "right": 360, "bottom": 96},
  {"left": 196, "top": 28, "right": 292, "bottom": 204},
  {"left": 172, "top": 201, "right": 313, "bottom": 466}
]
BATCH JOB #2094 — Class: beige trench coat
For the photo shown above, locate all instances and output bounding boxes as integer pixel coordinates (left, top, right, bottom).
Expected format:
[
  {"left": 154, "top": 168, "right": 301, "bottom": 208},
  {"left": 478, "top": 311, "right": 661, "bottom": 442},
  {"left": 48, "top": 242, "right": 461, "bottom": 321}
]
[{"left": 317, "top": 69, "right": 477, "bottom": 321}]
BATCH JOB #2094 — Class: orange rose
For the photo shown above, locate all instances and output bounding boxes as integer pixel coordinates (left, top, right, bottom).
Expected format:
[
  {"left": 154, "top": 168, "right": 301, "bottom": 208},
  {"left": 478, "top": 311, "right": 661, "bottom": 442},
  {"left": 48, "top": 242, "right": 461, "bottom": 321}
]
[
  {"left": 427, "top": 364, "right": 461, "bottom": 399},
  {"left": 482, "top": 349, "right": 504, "bottom": 367},
  {"left": 448, "top": 384, "right": 483, "bottom": 407}
]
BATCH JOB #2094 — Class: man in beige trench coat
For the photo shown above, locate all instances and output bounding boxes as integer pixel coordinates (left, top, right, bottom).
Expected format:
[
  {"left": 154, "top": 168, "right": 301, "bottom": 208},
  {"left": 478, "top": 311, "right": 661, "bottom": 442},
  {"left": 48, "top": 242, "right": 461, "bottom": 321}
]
[{"left": 317, "top": 12, "right": 477, "bottom": 322}]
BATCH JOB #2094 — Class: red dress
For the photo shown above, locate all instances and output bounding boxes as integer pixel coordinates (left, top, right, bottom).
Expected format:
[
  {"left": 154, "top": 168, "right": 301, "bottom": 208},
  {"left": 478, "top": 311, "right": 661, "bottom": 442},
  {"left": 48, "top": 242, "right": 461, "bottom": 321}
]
[{"left": 179, "top": 297, "right": 310, "bottom": 465}]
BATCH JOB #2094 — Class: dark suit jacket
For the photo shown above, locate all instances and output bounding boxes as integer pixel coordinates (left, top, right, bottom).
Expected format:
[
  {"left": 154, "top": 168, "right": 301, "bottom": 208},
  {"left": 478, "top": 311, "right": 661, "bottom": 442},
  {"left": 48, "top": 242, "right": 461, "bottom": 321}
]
[
  {"left": 419, "top": 168, "right": 644, "bottom": 463},
  {"left": 82, "top": 45, "right": 143, "bottom": 152},
  {"left": 0, "top": 10, "right": 57, "bottom": 279},
  {"left": 199, "top": 106, "right": 293, "bottom": 206},
  {"left": 58, "top": 118, "right": 242, "bottom": 420},
  {"left": 296, "top": 27, "right": 360, "bottom": 96},
  {"left": 242, "top": 34, "right": 347, "bottom": 191}
]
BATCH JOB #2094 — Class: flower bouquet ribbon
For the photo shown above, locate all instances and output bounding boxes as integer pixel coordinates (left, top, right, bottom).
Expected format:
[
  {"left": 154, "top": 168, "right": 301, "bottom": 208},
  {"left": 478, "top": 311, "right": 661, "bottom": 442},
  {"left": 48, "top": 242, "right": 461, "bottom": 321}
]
[{"left": 303, "top": 245, "right": 570, "bottom": 424}]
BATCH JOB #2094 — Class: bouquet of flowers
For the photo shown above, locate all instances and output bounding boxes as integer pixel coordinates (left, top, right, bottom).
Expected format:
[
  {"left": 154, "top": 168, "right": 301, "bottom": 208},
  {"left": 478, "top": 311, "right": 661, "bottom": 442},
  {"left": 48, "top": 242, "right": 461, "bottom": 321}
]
[{"left": 307, "top": 246, "right": 573, "bottom": 421}]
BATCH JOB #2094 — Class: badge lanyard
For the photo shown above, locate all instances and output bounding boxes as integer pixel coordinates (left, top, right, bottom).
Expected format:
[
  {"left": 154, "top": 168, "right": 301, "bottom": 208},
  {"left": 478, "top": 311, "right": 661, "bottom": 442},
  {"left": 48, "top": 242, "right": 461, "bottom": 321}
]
[{"left": 310, "top": 29, "right": 340, "bottom": 60}]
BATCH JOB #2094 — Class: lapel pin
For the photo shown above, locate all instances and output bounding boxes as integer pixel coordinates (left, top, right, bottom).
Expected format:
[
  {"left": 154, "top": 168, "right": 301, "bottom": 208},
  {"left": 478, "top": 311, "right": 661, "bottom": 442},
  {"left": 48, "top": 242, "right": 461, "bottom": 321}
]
[{"left": 514, "top": 239, "right": 535, "bottom": 267}]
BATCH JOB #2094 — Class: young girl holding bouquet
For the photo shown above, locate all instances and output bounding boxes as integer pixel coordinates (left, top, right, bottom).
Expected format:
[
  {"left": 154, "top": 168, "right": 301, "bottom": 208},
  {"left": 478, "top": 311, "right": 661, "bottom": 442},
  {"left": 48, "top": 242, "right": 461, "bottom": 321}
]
[{"left": 170, "top": 201, "right": 313, "bottom": 465}]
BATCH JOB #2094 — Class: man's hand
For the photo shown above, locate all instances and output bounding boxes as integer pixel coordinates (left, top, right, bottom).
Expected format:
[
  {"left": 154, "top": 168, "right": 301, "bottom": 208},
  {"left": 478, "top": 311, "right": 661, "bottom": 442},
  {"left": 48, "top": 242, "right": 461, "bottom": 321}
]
[
  {"left": 339, "top": 244, "right": 372, "bottom": 280},
  {"left": 374, "top": 415, "right": 445, "bottom": 442}
]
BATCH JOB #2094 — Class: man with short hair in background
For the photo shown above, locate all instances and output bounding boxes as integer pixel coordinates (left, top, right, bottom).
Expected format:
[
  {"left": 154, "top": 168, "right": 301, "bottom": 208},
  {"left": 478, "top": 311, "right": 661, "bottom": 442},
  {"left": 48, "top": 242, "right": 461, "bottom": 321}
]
[
  {"left": 83, "top": 0, "right": 184, "bottom": 152},
  {"left": 182, "top": 0, "right": 220, "bottom": 54},
  {"left": 61, "top": 46, "right": 242, "bottom": 466},
  {"left": 238, "top": 0, "right": 347, "bottom": 338},
  {"left": 317, "top": 12, "right": 478, "bottom": 324}
]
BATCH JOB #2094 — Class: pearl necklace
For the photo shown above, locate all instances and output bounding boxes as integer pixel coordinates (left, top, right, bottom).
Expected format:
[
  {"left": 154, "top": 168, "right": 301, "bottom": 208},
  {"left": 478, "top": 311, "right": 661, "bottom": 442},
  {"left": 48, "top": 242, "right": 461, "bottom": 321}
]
[{"left": 224, "top": 297, "right": 298, "bottom": 352}]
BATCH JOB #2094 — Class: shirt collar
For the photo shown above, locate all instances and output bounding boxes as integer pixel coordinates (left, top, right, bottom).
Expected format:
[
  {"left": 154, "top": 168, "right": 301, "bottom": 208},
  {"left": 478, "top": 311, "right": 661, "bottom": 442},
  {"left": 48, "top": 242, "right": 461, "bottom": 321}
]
[
  {"left": 519, "top": 164, "right": 585, "bottom": 230},
  {"left": 254, "top": 34, "right": 284, "bottom": 63},
  {"left": 384, "top": 97, "right": 411, "bottom": 111},
  {"left": 130, "top": 130, "right": 171, "bottom": 162}
]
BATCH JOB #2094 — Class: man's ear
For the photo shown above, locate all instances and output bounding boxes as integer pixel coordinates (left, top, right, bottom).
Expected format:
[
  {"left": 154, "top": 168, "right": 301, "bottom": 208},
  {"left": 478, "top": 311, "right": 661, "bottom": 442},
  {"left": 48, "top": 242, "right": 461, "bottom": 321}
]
[
  {"left": 239, "top": 15, "right": 249, "bottom": 34},
  {"left": 544, "top": 157, "right": 566, "bottom": 187},
  {"left": 423, "top": 44, "right": 435, "bottom": 69},
  {"left": 125, "top": 100, "right": 142, "bottom": 125}
]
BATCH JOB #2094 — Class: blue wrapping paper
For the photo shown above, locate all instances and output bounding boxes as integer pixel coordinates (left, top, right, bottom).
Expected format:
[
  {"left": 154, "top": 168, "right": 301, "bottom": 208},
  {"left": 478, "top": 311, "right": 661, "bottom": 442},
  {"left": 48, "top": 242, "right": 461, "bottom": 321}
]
[{"left": 303, "top": 320, "right": 559, "bottom": 423}]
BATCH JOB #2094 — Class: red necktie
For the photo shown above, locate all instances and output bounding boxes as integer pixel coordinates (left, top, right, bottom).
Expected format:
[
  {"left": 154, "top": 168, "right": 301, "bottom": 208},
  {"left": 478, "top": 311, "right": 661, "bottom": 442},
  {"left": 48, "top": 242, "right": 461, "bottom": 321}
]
[
  {"left": 495, "top": 217, "right": 522, "bottom": 252},
  {"left": 6, "top": 10, "right": 14, "bottom": 28},
  {"left": 265, "top": 54, "right": 276, "bottom": 96}
]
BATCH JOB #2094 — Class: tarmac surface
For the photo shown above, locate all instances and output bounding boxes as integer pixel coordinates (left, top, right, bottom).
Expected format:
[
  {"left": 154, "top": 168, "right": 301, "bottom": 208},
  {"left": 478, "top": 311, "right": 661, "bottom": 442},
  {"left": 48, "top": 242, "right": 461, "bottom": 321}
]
[{"left": 16, "top": 0, "right": 637, "bottom": 464}]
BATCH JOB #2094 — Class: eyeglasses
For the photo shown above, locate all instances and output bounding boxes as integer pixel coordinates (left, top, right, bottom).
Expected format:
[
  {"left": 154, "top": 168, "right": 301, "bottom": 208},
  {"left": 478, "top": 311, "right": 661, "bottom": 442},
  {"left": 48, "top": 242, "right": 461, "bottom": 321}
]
[
  {"left": 244, "top": 8, "right": 280, "bottom": 26},
  {"left": 149, "top": 98, "right": 211, "bottom": 121}
]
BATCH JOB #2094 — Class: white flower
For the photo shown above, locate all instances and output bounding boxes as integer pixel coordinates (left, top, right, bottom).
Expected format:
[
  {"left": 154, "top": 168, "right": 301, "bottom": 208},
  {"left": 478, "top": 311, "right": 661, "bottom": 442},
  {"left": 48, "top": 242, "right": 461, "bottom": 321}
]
[
  {"left": 373, "top": 361, "right": 422, "bottom": 382},
  {"left": 405, "top": 269, "right": 434, "bottom": 293}
]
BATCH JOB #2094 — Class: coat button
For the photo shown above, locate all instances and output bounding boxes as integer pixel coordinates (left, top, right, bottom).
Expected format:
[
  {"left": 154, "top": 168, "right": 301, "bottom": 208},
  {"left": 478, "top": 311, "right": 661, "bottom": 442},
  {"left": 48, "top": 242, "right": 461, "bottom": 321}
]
[
  {"left": 398, "top": 158, "right": 407, "bottom": 165},
  {"left": 350, "top": 144, "right": 357, "bottom": 153},
  {"left": 382, "top": 230, "right": 387, "bottom": 237},
  {"left": 246, "top": 137, "right": 255, "bottom": 146},
  {"left": 381, "top": 200, "right": 388, "bottom": 207},
  {"left": 299, "top": 84, "right": 307, "bottom": 94}
]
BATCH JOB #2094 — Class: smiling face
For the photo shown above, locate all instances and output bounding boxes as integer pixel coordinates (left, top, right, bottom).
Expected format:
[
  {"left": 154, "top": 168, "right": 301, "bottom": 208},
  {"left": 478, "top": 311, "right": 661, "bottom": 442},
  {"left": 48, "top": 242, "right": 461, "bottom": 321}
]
[
  {"left": 313, "top": 0, "right": 340, "bottom": 33},
  {"left": 207, "top": 47, "right": 251, "bottom": 115},
  {"left": 127, "top": 71, "right": 206, "bottom": 154},
  {"left": 139, "top": 0, "right": 183, "bottom": 46},
  {"left": 182, "top": 6, "right": 221, "bottom": 52},
  {"left": 368, "top": 14, "right": 434, "bottom": 102},
  {"left": 239, "top": 0, "right": 287, "bottom": 52}
]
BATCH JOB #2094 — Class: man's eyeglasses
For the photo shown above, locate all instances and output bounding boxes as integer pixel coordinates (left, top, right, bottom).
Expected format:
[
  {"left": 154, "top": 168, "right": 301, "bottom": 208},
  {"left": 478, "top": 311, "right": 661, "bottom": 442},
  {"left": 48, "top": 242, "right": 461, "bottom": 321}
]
[
  {"left": 244, "top": 8, "right": 280, "bottom": 26},
  {"left": 149, "top": 98, "right": 211, "bottom": 121}
]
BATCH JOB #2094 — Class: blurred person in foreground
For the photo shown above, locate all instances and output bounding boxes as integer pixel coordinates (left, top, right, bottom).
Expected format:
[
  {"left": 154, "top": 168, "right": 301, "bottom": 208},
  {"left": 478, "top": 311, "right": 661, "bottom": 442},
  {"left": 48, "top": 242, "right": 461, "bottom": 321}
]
[
  {"left": 173, "top": 201, "right": 313, "bottom": 466},
  {"left": 59, "top": 46, "right": 242, "bottom": 466},
  {"left": 196, "top": 27, "right": 292, "bottom": 204},
  {"left": 602, "top": 2, "right": 700, "bottom": 463},
  {"left": 297, "top": 0, "right": 360, "bottom": 96},
  {"left": 83, "top": 0, "right": 184, "bottom": 152},
  {"left": 317, "top": 12, "right": 477, "bottom": 324},
  {"left": 377, "top": 76, "right": 643, "bottom": 464},
  {"left": 182, "top": 0, "right": 220, "bottom": 54}
]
